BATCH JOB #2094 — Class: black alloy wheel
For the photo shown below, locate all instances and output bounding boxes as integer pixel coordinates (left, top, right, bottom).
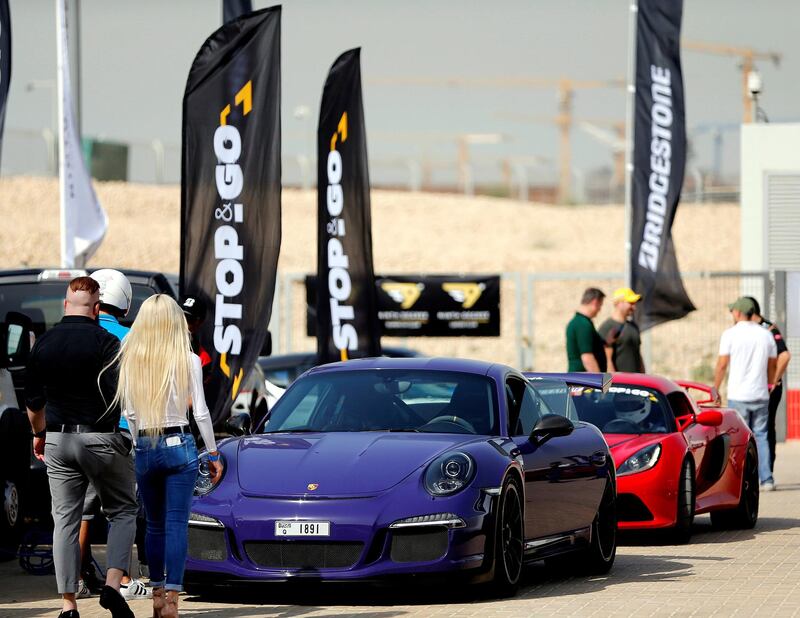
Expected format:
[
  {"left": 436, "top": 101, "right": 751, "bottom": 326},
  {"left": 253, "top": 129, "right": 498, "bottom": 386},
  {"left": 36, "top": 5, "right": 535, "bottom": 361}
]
[
  {"left": 0, "top": 479, "right": 23, "bottom": 562},
  {"left": 490, "top": 478, "right": 524, "bottom": 597},
  {"left": 670, "top": 458, "right": 696, "bottom": 544},
  {"left": 711, "top": 442, "right": 759, "bottom": 530}
]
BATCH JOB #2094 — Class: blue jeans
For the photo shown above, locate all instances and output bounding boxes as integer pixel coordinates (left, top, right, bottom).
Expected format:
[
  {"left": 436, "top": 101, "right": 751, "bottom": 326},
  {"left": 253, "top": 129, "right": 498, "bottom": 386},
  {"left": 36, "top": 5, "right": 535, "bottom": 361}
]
[
  {"left": 135, "top": 433, "right": 198, "bottom": 591},
  {"left": 729, "top": 399, "right": 773, "bottom": 485}
]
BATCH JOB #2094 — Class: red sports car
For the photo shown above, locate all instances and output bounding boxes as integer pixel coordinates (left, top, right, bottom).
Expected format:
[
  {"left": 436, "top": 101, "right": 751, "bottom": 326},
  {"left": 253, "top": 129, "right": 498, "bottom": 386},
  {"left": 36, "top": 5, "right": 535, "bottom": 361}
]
[{"left": 569, "top": 373, "right": 759, "bottom": 542}]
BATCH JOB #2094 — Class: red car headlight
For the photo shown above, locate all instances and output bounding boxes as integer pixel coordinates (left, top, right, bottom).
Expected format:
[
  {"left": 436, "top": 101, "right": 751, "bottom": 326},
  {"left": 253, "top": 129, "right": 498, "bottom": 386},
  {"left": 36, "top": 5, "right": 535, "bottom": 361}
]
[{"left": 617, "top": 444, "right": 661, "bottom": 476}]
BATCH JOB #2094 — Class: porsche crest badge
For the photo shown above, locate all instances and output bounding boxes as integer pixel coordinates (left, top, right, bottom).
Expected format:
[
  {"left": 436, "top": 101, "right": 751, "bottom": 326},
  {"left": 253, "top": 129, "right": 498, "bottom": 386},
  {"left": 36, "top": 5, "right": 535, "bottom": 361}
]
[{"left": 307, "top": 483, "right": 319, "bottom": 491}]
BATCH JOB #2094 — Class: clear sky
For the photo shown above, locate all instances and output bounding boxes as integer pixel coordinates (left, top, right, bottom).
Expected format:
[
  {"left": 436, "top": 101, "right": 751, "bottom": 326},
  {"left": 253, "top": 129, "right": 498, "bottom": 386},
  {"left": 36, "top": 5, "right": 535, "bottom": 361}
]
[{"left": 2, "top": 0, "right": 797, "bottom": 188}]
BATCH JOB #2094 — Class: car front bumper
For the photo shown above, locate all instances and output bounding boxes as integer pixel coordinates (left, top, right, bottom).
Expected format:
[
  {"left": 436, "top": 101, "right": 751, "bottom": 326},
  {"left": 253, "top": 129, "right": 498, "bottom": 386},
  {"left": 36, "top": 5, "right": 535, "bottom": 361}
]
[{"left": 185, "top": 487, "right": 497, "bottom": 586}]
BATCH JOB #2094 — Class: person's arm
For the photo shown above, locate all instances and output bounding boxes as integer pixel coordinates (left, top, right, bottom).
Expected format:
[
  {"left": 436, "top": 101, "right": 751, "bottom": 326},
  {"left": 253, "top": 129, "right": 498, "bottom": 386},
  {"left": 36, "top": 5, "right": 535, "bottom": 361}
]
[
  {"left": 575, "top": 319, "right": 600, "bottom": 372},
  {"left": 189, "top": 356, "right": 222, "bottom": 481},
  {"left": 24, "top": 345, "right": 47, "bottom": 461},
  {"left": 713, "top": 355, "right": 729, "bottom": 405},
  {"left": 581, "top": 353, "right": 601, "bottom": 373},
  {"left": 604, "top": 346, "right": 615, "bottom": 372},
  {"left": 775, "top": 350, "right": 791, "bottom": 386},
  {"left": 768, "top": 357, "right": 777, "bottom": 387}
]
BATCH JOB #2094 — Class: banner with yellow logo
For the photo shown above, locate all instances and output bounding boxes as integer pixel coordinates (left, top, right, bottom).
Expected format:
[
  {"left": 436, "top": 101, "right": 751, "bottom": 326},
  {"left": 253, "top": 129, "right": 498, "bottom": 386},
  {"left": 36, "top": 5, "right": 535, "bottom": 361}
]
[
  {"left": 180, "top": 6, "right": 281, "bottom": 427},
  {"left": 307, "top": 274, "right": 500, "bottom": 337},
  {"left": 316, "top": 49, "right": 382, "bottom": 364}
]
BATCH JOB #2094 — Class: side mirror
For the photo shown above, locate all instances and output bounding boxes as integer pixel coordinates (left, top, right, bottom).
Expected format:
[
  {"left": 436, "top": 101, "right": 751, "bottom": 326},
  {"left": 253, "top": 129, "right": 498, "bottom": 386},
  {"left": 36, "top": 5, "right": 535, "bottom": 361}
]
[
  {"left": 530, "top": 414, "right": 574, "bottom": 441},
  {"left": 696, "top": 410, "right": 723, "bottom": 427},
  {"left": 225, "top": 413, "right": 252, "bottom": 437}
]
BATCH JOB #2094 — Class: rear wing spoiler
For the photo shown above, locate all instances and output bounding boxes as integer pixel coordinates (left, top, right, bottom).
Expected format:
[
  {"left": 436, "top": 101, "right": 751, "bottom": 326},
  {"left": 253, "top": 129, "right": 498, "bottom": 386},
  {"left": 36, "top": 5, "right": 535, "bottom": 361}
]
[
  {"left": 674, "top": 380, "right": 720, "bottom": 407},
  {"left": 523, "top": 372, "right": 612, "bottom": 393}
]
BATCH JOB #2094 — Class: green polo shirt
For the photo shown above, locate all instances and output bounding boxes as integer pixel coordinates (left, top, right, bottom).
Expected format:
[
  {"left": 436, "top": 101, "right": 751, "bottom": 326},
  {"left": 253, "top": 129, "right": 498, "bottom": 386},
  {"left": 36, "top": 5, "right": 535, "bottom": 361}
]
[{"left": 566, "top": 312, "right": 607, "bottom": 372}]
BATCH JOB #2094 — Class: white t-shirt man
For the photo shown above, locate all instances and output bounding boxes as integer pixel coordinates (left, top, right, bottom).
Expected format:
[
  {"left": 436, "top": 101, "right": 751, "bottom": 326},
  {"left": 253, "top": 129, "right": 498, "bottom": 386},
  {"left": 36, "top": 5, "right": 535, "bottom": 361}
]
[{"left": 719, "top": 321, "right": 777, "bottom": 401}]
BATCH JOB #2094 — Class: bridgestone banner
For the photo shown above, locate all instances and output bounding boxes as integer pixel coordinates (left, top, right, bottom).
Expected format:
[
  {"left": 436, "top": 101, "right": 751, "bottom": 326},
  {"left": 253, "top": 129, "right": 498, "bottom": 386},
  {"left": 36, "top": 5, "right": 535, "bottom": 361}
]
[
  {"left": 306, "top": 274, "right": 501, "bottom": 337},
  {"left": 630, "top": 0, "right": 695, "bottom": 330},
  {"left": 180, "top": 7, "right": 281, "bottom": 425},
  {"left": 0, "top": 0, "right": 10, "bottom": 168},
  {"left": 316, "top": 48, "right": 382, "bottom": 364}
]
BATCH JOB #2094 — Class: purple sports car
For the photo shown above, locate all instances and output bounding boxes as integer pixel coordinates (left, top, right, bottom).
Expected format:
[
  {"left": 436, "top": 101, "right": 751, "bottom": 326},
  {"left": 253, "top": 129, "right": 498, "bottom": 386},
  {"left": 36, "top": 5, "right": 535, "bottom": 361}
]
[{"left": 185, "top": 358, "right": 616, "bottom": 596}]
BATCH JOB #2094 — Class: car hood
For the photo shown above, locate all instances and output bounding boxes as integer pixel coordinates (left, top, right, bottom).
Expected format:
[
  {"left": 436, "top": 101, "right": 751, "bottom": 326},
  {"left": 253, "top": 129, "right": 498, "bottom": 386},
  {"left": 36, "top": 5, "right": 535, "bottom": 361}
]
[
  {"left": 236, "top": 432, "right": 478, "bottom": 497},
  {"left": 605, "top": 433, "right": 668, "bottom": 467}
]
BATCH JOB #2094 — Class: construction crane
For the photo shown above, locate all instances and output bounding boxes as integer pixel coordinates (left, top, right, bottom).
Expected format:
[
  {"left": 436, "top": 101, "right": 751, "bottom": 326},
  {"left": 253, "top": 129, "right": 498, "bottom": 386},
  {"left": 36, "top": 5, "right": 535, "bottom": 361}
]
[
  {"left": 682, "top": 40, "right": 782, "bottom": 123},
  {"left": 369, "top": 76, "right": 625, "bottom": 203}
]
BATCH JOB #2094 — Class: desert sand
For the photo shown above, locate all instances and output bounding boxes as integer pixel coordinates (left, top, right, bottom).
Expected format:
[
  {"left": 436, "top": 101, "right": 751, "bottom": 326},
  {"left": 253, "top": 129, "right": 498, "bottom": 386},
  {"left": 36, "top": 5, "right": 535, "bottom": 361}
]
[{"left": 0, "top": 176, "right": 739, "bottom": 377}]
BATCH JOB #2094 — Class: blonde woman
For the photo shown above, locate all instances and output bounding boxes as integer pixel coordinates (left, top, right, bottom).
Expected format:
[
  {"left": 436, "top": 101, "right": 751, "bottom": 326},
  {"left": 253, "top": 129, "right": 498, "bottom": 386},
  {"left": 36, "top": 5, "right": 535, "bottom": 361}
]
[{"left": 111, "top": 295, "right": 221, "bottom": 618}]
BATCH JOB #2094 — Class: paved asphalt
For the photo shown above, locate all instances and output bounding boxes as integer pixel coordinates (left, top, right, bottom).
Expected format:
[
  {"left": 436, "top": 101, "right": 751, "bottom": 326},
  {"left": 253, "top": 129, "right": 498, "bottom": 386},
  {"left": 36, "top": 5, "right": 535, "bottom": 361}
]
[{"left": 3, "top": 443, "right": 800, "bottom": 618}]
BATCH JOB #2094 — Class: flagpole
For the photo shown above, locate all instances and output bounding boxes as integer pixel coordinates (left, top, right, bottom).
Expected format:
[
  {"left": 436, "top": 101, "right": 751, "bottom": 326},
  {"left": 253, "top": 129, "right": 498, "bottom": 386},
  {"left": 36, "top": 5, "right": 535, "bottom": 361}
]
[
  {"left": 623, "top": 0, "right": 638, "bottom": 288},
  {"left": 55, "top": 0, "right": 69, "bottom": 268}
]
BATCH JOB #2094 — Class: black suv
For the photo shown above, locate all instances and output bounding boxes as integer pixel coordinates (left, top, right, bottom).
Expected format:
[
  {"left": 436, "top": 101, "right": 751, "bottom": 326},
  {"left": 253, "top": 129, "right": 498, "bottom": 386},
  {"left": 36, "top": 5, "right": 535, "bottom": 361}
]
[{"left": 0, "top": 268, "right": 178, "bottom": 559}]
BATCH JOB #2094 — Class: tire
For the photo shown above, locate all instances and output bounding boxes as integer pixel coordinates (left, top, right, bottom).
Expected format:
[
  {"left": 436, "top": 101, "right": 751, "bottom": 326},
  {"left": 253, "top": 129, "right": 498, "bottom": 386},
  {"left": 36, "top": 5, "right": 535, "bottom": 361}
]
[
  {"left": 489, "top": 478, "right": 524, "bottom": 597},
  {"left": 583, "top": 478, "right": 617, "bottom": 574},
  {"left": 669, "top": 458, "right": 695, "bottom": 544},
  {"left": 710, "top": 441, "right": 759, "bottom": 530},
  {"left": 0, "top": 478, "right": 23, "bottom": 562}
]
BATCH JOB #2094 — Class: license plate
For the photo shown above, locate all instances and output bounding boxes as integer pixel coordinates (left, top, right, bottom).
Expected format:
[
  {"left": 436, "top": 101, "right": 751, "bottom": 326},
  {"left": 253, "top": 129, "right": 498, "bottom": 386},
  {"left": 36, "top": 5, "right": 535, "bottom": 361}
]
[{"left": 274, "top": 521, "right": 331, "bottom": 537}]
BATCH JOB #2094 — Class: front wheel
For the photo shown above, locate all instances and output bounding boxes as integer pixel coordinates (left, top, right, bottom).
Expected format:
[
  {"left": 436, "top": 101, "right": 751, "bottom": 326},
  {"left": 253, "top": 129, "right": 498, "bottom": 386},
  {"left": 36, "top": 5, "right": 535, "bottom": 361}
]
[
  {"left": 0, "top": 479, "right": 23, "bottom": 562},
  {"left": 489, "top": 478, "right": 524, "bottom": 597},
  {"left": 710, "top": 441, "right": 759, "bottom": 530},
  {"left": 669, "top": 458, "right": 695, "bottom": 544}
]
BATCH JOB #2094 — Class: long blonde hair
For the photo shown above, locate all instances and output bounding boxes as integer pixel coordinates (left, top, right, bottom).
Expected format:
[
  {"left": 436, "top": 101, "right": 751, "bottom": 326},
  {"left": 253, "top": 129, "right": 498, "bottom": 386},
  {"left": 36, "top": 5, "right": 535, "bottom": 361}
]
[{"left": 112, "top": 294, "right": 194, "bottom": 434}]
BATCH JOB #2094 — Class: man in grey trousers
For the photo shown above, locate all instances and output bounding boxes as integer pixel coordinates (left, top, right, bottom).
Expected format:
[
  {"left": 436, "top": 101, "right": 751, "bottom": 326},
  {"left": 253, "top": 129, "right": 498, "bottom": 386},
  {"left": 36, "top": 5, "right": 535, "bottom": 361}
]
[{"left": 25, "top": 276, "right": 136, "bottom": 618}]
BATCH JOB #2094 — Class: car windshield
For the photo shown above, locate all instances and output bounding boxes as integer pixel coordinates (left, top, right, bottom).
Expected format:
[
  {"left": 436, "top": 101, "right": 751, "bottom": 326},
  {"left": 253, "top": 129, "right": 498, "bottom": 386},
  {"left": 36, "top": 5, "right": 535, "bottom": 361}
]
[
  {"left": 0, "top": 281, "right": 159, "bottom": 334},
  {"left": 570, "top": 384, "right": 673, "bottom": 434},
  {"left": 263, "top": 369, "right": 498, "bottom": 435}
]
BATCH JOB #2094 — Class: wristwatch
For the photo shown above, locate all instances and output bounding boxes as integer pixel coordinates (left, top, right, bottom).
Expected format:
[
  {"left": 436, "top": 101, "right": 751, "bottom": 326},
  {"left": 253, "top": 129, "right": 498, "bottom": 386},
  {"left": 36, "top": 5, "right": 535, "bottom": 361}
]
[{"left": 33, "top": 429, "right": 46, "bottom": 438}]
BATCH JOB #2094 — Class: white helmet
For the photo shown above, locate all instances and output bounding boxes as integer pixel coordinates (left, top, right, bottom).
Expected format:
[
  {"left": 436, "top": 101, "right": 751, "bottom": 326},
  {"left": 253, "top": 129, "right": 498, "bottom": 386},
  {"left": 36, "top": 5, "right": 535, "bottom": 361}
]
[
  {"left": 90, "top": 269, "right": 132, "bottom": 314},
  {"left": 613, "top": 393, "right": 651, "bottom": 425}
]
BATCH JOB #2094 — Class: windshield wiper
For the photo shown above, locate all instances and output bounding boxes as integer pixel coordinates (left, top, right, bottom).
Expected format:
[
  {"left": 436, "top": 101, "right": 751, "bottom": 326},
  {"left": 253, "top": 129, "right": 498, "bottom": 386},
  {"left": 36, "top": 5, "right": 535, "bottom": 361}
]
[{"left": 384, "top": 428, "right": 421, "bottom": 432}]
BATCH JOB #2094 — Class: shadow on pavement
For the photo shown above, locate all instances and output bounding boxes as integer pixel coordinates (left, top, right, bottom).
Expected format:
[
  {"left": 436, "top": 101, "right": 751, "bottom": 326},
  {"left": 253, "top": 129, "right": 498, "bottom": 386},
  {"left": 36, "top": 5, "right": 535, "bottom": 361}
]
[{"left": 617, "top": 514, "right": 800, "bottom": 547}]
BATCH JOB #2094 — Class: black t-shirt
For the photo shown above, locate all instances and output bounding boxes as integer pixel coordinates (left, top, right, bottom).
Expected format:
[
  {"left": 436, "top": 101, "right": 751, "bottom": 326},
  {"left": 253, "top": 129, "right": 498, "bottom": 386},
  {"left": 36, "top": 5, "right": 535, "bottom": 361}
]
[
  {"left": 598, "top": 318, "right": 643, "bottom": 373},
  {"left": 759, "top": 318, "right": 789, "bottom": 385},
  {"left": 25, "top": 315, "right": 121, "bottom": 428}
]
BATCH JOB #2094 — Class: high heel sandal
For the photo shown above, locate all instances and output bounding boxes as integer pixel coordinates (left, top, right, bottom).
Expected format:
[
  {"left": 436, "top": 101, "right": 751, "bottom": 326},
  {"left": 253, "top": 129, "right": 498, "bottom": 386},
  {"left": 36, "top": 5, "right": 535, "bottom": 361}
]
[
  {"left": 151, "top": 587, "right": 165, "bottom": 618},
  {"left": 160, "top": 590, "right": 179, "bottom": 618}
]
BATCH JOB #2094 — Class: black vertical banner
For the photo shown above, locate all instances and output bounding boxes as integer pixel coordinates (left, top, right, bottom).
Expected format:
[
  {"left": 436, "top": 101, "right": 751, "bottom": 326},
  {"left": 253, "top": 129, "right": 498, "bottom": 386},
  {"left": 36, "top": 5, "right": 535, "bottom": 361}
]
[
  {"left": 223, "top": 0, "right": 253, "bottom": 24},
  {"left": 631, "top": 0, "right": 695, "bottom": 330},
  {"left": 181, "top": 7, "right": 281, "bottom": 426},
  {"left": 316, "top": 48, "right": 382, "bottom": 364},
  {"left": 0, "top": 0, "right": 10, "bottom": 168}
]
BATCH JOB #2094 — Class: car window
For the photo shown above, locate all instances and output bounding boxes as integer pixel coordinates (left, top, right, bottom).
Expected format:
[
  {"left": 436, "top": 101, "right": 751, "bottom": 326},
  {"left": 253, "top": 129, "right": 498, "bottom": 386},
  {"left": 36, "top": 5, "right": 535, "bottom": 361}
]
[
  {"left": 667, "top": 392, "right": 693, "bottom": 421},
  {"left": 0, "top": 281, "right": 159, "bottom": 334},
  {"left": 263, "top": 370, "right": 498, "bottom": 435},
  {"left": 571, "top": 384, "right": 673, "bottom": 434}
]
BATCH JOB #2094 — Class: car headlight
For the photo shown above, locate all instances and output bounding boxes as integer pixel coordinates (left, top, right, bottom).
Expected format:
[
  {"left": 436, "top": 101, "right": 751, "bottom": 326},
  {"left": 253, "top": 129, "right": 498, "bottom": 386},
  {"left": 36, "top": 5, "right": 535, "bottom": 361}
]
[
  {"left": 424, "top": 451, "right": 475, "bottom": 496},
  {"left": 194, "top": 451, "right": 226, "bottom": 496},
  {"left": 617, "top": 444, "right": 661, "bottom": 476}
]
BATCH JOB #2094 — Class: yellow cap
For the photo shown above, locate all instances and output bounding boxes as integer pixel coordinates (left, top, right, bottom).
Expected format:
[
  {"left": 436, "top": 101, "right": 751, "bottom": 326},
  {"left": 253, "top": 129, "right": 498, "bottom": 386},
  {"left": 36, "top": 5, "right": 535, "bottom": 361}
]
[{"left": 612, "top": 287, "right": 642, "bottom": 303}]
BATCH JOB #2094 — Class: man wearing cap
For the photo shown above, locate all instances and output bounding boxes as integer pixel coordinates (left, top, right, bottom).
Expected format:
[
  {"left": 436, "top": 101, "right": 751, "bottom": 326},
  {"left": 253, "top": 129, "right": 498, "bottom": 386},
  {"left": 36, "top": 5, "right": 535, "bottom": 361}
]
[
  {"left": 598, "top": 287, "right": 645, "bottom": 373},
  {"left": 714, "top": 297, "right": 777, "bottom": 490}
]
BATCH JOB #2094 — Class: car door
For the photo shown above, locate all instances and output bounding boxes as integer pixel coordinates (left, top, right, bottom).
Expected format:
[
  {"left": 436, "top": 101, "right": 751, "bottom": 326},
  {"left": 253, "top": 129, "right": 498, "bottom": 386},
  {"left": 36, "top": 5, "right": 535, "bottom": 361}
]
[
  {"left": 509, "top": 377, "right": 602, "bottom": 539},
  {"left": 670, "top": 391, "right": 724, "bottom": 496}
]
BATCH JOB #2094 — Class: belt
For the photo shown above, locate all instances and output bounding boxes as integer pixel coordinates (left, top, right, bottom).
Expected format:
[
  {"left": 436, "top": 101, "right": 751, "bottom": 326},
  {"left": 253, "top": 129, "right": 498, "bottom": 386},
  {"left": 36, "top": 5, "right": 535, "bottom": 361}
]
[
  {"left": 138, "top": 425, "right": 190, "bottom": 438},
  {"left": 47, "top": 424, "right": 119, "bottom": 434}
]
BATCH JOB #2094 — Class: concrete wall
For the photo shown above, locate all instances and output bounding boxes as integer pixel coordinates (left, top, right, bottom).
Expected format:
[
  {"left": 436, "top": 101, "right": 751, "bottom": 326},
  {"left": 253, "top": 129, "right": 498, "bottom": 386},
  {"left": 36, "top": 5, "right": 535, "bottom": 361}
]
[{"left": 740, "top": 123, "right": 800, "bottom": 271}]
